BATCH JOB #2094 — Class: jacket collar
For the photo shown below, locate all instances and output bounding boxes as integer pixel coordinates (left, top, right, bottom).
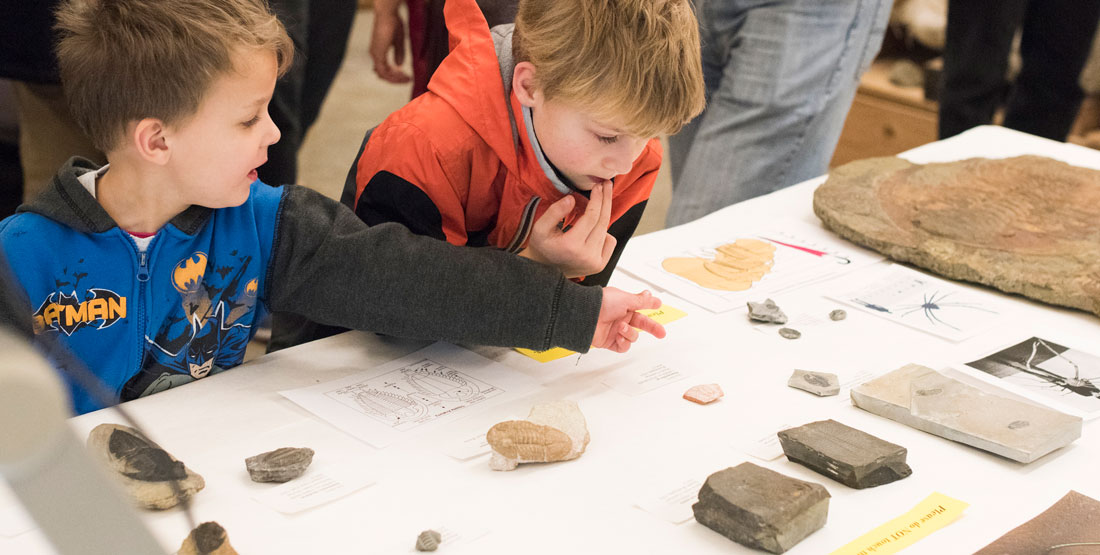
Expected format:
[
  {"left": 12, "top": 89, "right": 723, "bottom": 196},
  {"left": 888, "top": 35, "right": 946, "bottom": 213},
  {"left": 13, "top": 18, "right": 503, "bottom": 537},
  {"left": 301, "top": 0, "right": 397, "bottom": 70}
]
[{"left": 19, "top": 156, "right": 211, "bottom": 235}]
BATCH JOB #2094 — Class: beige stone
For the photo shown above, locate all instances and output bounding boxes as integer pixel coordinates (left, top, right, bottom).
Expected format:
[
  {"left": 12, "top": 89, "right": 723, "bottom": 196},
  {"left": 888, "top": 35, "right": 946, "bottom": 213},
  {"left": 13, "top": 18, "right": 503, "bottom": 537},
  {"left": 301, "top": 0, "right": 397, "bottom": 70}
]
[
  {"left": 486, "top": 400, "right": 590, "bottom": 471},
  {"left": 814, "top": 156, "right": 1100, "bottom": 318},
  {"left": 177, "top": 522, "right": 238, "bottom": 555},
  {"left": 683, "top": 383, "right": 725, "bottom": 404}
]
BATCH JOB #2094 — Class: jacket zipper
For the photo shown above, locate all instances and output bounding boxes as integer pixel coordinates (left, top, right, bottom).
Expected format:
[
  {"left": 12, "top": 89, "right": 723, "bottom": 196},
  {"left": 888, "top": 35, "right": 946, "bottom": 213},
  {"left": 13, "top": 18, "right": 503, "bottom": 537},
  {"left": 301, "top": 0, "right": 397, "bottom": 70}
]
[
  {"left": 131, "top": 238, "right": 152, "bottom": 401},
  {"left": 506, "top": 196, "right": 540, "bottom": 253}
]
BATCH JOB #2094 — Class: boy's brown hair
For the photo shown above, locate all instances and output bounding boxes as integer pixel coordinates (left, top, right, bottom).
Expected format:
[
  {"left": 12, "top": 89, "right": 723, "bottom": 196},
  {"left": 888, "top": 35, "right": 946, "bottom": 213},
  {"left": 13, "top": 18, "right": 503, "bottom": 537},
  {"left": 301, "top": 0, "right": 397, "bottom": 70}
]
[
  {"left": 513, "top": 0, "right": 705, "bottom": 138},
  {"left": 55, "top": 0, "right": 294, "bottom": 152}
]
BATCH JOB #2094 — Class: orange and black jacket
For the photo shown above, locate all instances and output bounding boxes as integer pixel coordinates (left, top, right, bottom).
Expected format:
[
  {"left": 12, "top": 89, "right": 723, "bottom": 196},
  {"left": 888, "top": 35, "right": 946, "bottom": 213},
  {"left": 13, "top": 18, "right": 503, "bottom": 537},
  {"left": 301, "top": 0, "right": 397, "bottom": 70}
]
[{"left": 350, "top": 0, "right": 659, "bottom": 286}]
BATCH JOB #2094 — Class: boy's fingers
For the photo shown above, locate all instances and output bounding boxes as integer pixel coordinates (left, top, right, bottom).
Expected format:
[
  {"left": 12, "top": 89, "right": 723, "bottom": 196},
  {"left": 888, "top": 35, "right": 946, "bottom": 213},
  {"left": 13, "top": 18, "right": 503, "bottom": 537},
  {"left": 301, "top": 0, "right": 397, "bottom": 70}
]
[
  {"left": 628, "top": 312, "right": 666, "bottom": 339},
  {"left": 571, "top": 184, "right": 603, "bottom": 237},
  {"left": 631, "top": 290, "right": 661, "bottom": 311},
  {"left": 593, "top": 181, "right": 613, "bottom": 240},
  {"left": 600, "top": 234, "right": 617, "bottom": 264},
  {"left": 583, "top": 183, "right": 612, "bottom": 244},
  {"left": 534, "top": 195, "right": 575, "bottom": 236},
  {"left": 619, "top": 322, "right": 639, "bottom": 342}
]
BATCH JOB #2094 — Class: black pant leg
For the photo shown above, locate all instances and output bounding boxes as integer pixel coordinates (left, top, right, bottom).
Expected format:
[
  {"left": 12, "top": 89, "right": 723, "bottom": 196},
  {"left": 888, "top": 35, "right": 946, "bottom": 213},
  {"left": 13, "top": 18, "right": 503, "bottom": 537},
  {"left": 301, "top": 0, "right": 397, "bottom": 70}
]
[
  {"left": 938, "top": 0, "right": 1027, "bottom": 139},
  {"left": 1003, "top": 0, "right": 1100, "bottom": 140},
  {"left": 261, "top": 0, "right": 309, "bottom": 187}
]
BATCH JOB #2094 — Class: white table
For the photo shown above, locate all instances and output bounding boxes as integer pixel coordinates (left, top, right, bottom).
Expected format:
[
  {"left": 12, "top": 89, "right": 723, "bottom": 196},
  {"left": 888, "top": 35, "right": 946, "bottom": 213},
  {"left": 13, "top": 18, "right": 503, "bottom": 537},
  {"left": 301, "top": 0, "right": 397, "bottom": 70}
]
[{"left": 6, "top": 126, "right": 1100, "bottom": 554}]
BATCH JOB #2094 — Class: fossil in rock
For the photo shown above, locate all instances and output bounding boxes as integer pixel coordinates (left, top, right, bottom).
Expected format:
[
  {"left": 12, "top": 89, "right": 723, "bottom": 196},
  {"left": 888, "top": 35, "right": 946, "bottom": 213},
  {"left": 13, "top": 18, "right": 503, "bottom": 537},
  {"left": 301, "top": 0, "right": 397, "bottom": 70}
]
[
  {"left": 683, "top": 383, "right": 725, "bottom": 404},
  {"left": 87, "top": 423, "right": 204, "bottom": 510},
  {"left": 415, "top": 529, "right": 442, "bottom": 551},
  {"left": 487, "top": 400, "right": 589, "bottom": 471},
  {"left": 245, "top": 447, "right": 315, "bottom": 483}
]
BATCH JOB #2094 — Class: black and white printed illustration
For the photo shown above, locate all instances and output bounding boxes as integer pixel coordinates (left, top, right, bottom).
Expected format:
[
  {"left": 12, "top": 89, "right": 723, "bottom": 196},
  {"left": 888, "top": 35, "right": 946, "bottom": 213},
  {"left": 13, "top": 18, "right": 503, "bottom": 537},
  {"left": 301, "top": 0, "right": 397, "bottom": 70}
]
[{"left": 966, "top": 337, "right": 1100, "bottom": 417}]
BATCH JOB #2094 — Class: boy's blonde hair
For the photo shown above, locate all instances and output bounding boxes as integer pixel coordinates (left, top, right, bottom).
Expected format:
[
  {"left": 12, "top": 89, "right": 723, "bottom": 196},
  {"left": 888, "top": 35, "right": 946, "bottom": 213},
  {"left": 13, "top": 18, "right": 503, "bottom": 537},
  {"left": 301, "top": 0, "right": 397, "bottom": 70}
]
[
  {"left": 55, "top": 0, "right": 294, "bottom": 152},
  {"left": 514, "top": 0, "right": 705, "bottom": 138}
]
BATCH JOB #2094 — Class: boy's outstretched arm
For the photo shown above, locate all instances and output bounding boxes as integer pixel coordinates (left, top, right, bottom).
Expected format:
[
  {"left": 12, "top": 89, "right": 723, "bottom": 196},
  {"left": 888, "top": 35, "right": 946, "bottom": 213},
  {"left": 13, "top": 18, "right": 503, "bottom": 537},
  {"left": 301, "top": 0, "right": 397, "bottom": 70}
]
[
  {"left": 592, "top": 288, "right": 666, "bottom": 353},
  {"left": 266, "top": 186, "right": 606, "bottom": 352}
]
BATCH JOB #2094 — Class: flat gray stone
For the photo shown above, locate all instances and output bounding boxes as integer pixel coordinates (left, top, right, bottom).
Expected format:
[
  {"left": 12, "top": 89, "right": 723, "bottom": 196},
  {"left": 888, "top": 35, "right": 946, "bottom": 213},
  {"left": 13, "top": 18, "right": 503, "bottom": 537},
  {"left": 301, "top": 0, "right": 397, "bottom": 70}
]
[
  {"left": 814, "top": 156, "right": 1100, "bottom": 319},
  {"left": 778, "top": 328, "right": 801, "bottom": 340},
  {"left": 788, "top": 370, "right": 840, "bottom": 397},
  {"left": 747, "top": 298, "right": 788, "bottom": 324},
  {"left": 245, "top": 447, "right": 315, "bottom": 483},
  {"left": 851, "top": 364, "right": 1082, "bottom": 463},
  {"left": 692, "top": 462, "right": 829, "bottom": 553},
  {"left": 777, "top": 419, "right": 912, "bottom": 489},
  {"left": 87, "top": 423, "right": 205, "bottom": 510}
]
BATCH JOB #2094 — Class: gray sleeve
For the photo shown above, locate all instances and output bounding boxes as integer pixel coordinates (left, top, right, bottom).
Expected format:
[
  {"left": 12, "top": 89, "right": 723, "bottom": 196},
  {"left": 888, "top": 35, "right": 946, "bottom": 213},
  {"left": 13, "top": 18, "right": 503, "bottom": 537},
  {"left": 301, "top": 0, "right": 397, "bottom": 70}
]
[{"left": 265, "top": 185, "right": 602, "bottom": 352}]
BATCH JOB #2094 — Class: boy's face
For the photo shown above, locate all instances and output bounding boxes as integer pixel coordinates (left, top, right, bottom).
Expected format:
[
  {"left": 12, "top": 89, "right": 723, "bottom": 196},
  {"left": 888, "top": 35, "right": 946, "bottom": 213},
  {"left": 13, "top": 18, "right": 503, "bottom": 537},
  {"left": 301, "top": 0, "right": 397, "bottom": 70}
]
[
  {"left": 528, "top": 96, "right": 650, "bottom": 191},
  {"left": 166, "top": 47, "right": 281, "bottom": 208}
]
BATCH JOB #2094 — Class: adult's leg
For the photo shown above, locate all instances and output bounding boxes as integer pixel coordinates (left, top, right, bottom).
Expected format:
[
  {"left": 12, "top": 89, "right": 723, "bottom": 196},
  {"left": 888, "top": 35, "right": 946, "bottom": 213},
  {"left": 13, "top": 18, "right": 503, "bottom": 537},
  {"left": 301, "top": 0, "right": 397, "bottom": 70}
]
[
  {"left": 937, "top": 0, "right": 1026, "bottom": 139},
  {"left": 666, "top": 0, "right": 889, "bottom": 227},
  {"left": 299, "top": 0, "right": 358, "bottom": 131},
  {"left": 261, "top": 0, "right": 309, "bottom": 187},
  {"left": 667, "top": 0, "right": 722, "bottom": 187},
  {"left": 1002, "top": 0, "right": 1100, "bottom": 140},
  {"left": 12, "top": 82, "right": 103, "bottom": 201}
]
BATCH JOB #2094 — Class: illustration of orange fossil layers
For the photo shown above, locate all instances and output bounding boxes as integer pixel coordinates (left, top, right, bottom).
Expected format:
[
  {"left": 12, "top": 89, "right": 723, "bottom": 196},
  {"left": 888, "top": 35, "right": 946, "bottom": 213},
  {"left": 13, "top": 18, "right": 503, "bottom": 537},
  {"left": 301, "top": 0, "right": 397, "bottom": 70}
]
[{"left": 661, "top": 238, "right": 776, "bottom": 291}]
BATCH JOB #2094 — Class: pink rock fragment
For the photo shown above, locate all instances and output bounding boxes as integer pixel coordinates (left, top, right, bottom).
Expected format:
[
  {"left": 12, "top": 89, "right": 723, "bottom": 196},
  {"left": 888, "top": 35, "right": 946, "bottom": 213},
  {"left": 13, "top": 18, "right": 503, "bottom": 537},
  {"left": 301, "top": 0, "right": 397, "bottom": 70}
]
[{"left": 683, "top": 384, "right": 724, "bottom": 405}]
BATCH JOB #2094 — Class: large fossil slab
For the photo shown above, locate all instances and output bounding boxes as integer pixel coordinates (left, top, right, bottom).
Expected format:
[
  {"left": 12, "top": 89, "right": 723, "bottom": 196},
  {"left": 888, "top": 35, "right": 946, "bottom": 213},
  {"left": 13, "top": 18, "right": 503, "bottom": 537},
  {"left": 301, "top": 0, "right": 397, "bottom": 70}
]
[
  {"left": 851, "top": 364, "right": 1082, "bottom": 463},
  {"left": 813, "top": 156, "right": 1100, "bottom": 318},
  {"left": 87, "top": 423, "right": 205, "bottom": 510}
]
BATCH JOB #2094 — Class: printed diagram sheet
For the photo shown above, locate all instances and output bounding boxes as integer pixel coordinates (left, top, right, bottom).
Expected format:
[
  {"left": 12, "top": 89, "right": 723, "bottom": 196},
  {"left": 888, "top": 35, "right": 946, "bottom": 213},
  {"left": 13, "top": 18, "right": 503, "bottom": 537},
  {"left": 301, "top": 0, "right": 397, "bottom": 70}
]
[
  {"left": 619, "top": 219, "right": 880, "bottom": 313},
  {"left": 963, "top": 336, "right": 1100, "bottom": 420},
  {"left": 827, "top": 265, "right": 1008, "bottom": 341},
  {"left": 281, "top": 343, "right": 538, "bottom": 448}
]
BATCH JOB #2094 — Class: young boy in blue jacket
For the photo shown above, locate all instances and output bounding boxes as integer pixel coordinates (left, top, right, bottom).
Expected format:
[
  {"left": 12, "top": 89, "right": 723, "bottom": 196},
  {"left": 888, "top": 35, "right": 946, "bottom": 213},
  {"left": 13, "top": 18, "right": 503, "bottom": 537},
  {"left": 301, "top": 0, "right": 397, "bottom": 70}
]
[{"left": 0, "top": 0, "right": 665, "bottom": 415}]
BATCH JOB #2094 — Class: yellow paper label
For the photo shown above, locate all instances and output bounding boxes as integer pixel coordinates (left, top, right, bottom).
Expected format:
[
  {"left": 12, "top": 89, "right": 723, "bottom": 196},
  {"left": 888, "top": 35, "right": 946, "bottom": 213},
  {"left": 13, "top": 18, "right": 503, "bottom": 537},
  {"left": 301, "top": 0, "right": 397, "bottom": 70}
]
[
  {"left": 515, "top": 305, "right": 686, "bottom": 363},
  {"left": 515, "top": 346, "right": 575, "bottom": 363},
  {"left": 830, "top": 492, "right": 968, "bottom": 555},
  {"left": 637, "top": 304, "right": 687, "bottom": 325}
]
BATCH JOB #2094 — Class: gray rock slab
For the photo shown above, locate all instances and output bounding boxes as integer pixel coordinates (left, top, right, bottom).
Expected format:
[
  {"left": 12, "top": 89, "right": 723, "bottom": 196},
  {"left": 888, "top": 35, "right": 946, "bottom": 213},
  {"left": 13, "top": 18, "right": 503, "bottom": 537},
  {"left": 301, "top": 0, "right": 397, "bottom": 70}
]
[
  {"left": 851, "top": 364, "right": 1082, "bottom": 463},
  {"left": 245, "top": 447, "right": 315, "bottom": 483},
  {"left": 777, "top": 419, "right": 912, "bottom": 489},
  {"left": 788, "top": 370, "right": 840, "bottom": 397},
  {"left": 814, "top": 155, "right": 1100, "bottom": 319},
  {"left": 747, "top": 298, "right": 788, "bottom": 324},
  {"left": 87, "top": 423, "right": 205, "bottom": 510},
  {"left": 692, "top": 462, "right": 829, "bottom": 554}
]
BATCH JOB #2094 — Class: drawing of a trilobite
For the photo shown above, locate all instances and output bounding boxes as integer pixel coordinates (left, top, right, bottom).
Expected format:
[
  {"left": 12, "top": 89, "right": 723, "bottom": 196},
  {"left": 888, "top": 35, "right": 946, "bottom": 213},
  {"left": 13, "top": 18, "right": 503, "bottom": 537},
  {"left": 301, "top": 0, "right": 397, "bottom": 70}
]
[{"left": 486, "top": 420, "right": 576, "bottom": 463}]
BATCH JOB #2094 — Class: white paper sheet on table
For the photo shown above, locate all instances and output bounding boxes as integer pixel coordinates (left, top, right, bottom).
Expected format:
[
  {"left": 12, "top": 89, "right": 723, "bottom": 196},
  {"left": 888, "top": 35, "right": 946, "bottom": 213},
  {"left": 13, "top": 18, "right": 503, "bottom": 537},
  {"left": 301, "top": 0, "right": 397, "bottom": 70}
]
[
  {"left": 620, "top": 219, "right": 881, "bottom": 313},
  {"left": 280, "top": 343, "right": 539, "bottom": 448},
  {"left": 827, "top": 265, "right": 1011, "bottom": 342}
]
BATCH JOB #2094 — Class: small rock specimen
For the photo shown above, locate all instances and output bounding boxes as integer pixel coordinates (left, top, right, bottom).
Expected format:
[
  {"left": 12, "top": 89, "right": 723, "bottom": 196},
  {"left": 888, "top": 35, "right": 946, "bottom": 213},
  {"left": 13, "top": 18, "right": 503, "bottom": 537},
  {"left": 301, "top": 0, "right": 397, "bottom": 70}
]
[
  {"left": 693, "top": 462, "right": 829, "bottom": 554},
  {"left": 974, "top": 491, "right": 1100, "bottom": 554},
  {"left": 747, "top": 298, "right": 788, "bottom": 324},
  {"left": 777, "top": 419, "right": 912, "bottom": 489},
  {"left": 829, "top": 309, "right": 847, "bottom": 321},
  {"left": 245, "top": 447, "right": 315, "bottom": 483},
  {"left": 87, "top": 423, "right": 205, "bottom": 510},
  {"left": 177, "top": 521, "right": 238, "bottom": 555},
  {"left": 788, "top": 370, "right": 839, "bottom": 397},
  {"left": 683, "top": 383, "right": 724, "bottom": 404},
  {"left": 814, "top": 155, "right": 1100, "bottom": 319},
  {"left": 415, "top": 529, "right": 442, "bottom": 552},
  {"left": 487, "top": 400, "right": 590, "bottom": 471},
  {"left": 778, "top": 327, "right": 801, "bottom": 339},
  {"left": 851, "top": 364, "right": 1082, "bottom": 463}
]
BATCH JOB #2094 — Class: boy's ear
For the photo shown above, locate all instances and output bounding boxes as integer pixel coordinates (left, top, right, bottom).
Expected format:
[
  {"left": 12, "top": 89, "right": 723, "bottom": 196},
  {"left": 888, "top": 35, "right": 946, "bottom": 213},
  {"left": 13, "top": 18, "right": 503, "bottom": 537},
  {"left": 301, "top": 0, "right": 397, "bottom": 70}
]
[
  {"left": 132, "top": 118, "right": 171, "bottom": 165},
  {"left": 512, "top": 61, "right": 542, "bottom": 108}
]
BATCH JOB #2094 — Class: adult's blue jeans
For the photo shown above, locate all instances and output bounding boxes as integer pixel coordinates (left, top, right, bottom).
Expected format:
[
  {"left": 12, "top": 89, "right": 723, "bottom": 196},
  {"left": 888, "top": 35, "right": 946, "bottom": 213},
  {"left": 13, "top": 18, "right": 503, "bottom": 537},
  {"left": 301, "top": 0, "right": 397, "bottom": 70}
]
[{"left": 666, "top": 0, "right": 890, "bottom": 226}]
